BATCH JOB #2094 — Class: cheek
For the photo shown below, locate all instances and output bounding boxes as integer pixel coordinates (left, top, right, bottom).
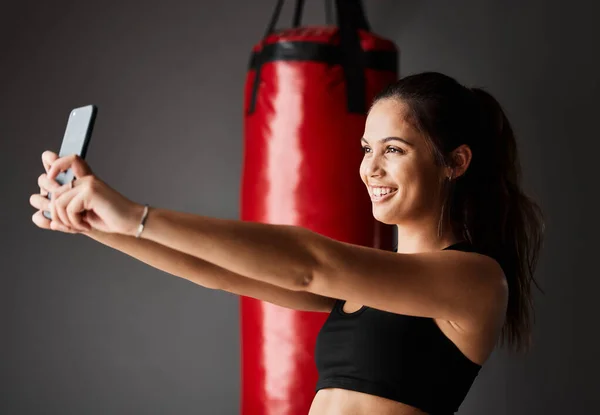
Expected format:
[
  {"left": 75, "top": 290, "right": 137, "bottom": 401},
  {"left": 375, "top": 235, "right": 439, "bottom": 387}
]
[
  {"left": 414, "top": 172, "right": 443, "bottom": 204},
  {"left": 394, "top": 166, "right": 436, "bottom": 202},
  {"left": 359, "top": 160, "right": 369, "bottom": 182}
]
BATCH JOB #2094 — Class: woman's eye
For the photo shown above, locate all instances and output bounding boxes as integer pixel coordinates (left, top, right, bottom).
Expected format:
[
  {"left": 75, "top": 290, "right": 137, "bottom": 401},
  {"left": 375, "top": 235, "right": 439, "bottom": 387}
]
[
  {"left": 361, "top": 146, "right": 405, "bottom": 155},
  {"left": 387, "top": 147, "right": 403, "bottom": 154}
]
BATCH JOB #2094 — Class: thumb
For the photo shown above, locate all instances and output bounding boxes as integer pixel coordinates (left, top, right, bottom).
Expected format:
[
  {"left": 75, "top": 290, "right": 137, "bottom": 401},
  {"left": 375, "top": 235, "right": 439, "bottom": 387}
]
[
  {"left": 47, "top": 154, "right": 93, "bottom": 180},
  {"left": 70, "top": 155, "right": 93, "bottom": 178},
  {"left": 42, "top": 151, "right": 58, "bottom": 173}
]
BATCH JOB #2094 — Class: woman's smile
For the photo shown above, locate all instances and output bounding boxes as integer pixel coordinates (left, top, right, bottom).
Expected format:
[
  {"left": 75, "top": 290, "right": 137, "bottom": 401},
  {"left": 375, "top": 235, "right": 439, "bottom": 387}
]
[{"left": 369, "top": 186, "right": 398, "bottom": 202}]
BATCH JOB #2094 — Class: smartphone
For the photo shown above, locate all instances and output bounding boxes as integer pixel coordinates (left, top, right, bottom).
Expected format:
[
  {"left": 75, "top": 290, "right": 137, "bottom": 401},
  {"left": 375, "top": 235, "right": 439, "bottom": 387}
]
[{"left": 43, "top": 105, "right": 97, "bottom": 220}]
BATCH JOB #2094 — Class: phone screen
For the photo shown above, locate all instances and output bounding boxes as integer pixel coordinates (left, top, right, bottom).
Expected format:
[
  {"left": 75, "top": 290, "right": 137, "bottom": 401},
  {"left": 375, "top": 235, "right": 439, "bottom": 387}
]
[{"left": 43, "top": 105, "right": 97, "bottom": 220}]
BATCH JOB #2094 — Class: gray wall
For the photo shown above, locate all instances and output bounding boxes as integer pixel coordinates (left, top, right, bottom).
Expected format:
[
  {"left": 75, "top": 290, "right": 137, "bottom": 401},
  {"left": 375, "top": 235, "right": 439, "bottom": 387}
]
[{"left": 2, "top": 0, "right": 598, "bottom": 413}]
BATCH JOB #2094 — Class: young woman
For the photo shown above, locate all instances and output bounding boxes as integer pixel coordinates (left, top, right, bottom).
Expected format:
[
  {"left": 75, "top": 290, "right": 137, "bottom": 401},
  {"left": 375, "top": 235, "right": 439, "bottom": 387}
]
[{"left": 30, "top": 72, "right": 544, "bottom": 415}]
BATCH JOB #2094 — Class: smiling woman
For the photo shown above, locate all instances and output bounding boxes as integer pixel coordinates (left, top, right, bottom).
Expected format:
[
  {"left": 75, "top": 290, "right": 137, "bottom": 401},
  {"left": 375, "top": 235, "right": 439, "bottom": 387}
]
[
  {"left": 308, "top": 71, "right": 544, "bottom": 415},
  {"left": 30, "top": 71, "right": 544, "bottom": 415},
  {"left": 357, "top": 72, "right": 544, "bottom": 346}
]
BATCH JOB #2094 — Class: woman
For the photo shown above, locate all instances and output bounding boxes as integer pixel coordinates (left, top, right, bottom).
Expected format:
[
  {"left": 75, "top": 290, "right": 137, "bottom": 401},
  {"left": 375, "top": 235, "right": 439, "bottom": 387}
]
[{"left": 30, "top": 72, "right": 544, "bottom": 415}]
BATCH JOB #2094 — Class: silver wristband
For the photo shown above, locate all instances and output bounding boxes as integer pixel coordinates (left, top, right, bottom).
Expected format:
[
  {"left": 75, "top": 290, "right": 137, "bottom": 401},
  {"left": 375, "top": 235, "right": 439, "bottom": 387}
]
[{"left": 135, "top": 204, "right": 150, "bottom": 239}]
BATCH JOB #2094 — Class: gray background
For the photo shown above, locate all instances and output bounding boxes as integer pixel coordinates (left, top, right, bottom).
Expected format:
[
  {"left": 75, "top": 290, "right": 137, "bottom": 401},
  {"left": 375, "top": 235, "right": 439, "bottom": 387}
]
[{"left": 1, "top": 0, "right": 598, "bottom": 414}]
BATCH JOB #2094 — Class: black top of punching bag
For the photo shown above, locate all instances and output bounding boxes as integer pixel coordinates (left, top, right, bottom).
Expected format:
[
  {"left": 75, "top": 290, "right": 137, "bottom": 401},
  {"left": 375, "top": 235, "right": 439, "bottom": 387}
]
[{"left": 247, "top": 0, "right": 398, "bottom": 115}]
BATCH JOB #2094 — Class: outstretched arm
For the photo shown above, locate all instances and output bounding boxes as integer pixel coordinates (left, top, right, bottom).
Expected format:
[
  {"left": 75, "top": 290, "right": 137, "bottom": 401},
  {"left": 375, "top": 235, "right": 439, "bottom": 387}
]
[
  {"left": 135, "top": 207, "right": 318, "bottom": 291},
  {"left": 133, "top": 207, "right": 507, "bottom": 329},
  {"left": 85, "top": 229, "right": 335, "bottom": 312},
  {"left": 33, "top": 152, "right": 333, "bottom": 313}
]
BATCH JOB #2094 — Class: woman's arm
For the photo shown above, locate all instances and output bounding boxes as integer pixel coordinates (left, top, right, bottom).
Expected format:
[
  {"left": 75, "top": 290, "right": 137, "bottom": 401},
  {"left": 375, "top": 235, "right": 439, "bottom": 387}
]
[
  {"left": 127, "top": 207, "right": 506, "bottom": 328},
  {"left": 132, "top": 207, "right": 319, "bottom": 291},
  {"left": 85, "top": 229, "right": 335, "bottom": 312}
]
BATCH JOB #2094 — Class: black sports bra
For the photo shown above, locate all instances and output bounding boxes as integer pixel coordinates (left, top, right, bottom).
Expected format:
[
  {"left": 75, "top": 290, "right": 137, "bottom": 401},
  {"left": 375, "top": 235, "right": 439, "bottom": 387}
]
[{"left": 314, "top": 241, "right": 482, "bottom": 414}]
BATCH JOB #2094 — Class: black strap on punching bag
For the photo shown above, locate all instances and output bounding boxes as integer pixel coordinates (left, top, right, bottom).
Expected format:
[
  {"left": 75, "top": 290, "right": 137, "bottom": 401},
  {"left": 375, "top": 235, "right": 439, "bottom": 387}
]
[
  {"left": 292, "top": 0, "right": 305, "bottom": 27},
  {"left": 292, "top": 0, "right": 334, "bottom": 27},
  {"left": 248, "top": 0, "right": 372, "bottom": 114},
  {"left": 335, "top": 0, "right": 369, "bottom": 113}
]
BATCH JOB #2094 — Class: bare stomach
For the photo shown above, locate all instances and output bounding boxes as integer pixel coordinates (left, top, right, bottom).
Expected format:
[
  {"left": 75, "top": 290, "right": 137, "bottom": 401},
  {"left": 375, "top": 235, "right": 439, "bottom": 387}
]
[{"left": 308, "top": 388, "right": 428, "bottom": 415}]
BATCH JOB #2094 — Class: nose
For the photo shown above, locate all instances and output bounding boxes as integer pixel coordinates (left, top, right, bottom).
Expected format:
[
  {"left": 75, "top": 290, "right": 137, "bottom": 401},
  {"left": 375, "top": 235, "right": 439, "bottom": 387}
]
[{"left": 363, "top": 154, "right": 385, "bottom": 177}]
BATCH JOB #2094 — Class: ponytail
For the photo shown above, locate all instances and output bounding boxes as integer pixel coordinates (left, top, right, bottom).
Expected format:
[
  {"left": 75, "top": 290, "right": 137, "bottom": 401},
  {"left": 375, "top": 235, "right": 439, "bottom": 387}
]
[{"left": 470, "top": 86, "right": 545, "bottom": 352}]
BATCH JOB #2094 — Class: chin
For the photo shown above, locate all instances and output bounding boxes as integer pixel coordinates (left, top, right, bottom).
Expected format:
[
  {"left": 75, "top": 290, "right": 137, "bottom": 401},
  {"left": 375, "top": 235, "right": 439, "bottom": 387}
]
[{"left": 371, "top": 207, "right": 400, "bottom": 225}]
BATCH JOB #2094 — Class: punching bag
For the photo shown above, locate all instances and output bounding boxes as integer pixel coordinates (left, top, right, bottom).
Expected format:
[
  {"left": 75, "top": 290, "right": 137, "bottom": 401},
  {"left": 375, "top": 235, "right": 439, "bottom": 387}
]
[{"left": 240, "top": 1, "right": 398, "bottom": 414}]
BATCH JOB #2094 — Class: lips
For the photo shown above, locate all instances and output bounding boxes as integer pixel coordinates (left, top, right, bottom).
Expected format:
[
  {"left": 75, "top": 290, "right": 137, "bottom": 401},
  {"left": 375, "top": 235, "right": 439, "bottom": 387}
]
[
  {"left": 369, "top": 187, "right": 398, "bottom": 202},
  {"left": 369, "top": 186, "right": 397, "bottom": 195}
]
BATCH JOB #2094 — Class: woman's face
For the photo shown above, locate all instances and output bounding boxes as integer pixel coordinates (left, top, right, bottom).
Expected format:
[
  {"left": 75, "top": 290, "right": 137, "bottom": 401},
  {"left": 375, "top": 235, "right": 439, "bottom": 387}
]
[{"left": 360, "top": 98, "right": 445, "bottom": 225}]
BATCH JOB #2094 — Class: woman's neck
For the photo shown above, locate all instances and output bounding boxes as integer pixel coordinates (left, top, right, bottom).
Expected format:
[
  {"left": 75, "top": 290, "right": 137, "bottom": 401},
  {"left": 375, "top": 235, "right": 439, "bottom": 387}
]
[{"left": 394, "top": 220, "right": 461, "bottom": 253}]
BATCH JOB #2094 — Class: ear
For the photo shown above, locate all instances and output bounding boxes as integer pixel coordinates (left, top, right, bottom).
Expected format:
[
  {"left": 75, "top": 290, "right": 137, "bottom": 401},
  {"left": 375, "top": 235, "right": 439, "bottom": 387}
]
[{"left": 447, "top": 144, "right": 472, "bottom": 179}]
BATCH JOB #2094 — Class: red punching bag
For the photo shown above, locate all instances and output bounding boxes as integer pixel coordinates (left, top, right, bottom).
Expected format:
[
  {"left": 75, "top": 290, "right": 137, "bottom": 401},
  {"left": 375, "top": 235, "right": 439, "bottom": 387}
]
[{"left": 240, "top": 1, "right": 398, "bottom": 414}]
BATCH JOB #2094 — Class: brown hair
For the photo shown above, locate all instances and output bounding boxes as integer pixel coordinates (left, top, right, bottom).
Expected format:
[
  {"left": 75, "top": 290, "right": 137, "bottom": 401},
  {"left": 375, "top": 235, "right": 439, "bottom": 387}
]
[{"left": 373, "top": 72, "right": 545, "bottom": 353}]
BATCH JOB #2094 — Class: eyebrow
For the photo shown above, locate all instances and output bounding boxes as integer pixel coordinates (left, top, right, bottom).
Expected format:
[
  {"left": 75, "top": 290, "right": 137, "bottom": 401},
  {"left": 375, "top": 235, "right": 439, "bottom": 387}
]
[{"left": 361, "top": 136, "right": 414, "bottom": 147}]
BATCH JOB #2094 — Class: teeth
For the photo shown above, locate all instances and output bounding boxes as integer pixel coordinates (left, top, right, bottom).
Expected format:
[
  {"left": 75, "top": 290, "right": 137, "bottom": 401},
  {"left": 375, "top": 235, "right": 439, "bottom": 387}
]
[{"left": 372, "top": 187, "right": 396, "bottom": 197}]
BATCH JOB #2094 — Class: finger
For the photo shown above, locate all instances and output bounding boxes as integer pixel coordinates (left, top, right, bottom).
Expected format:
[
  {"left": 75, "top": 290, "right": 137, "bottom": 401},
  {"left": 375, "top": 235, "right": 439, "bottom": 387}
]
[
  {"left": 32, "top": 210, "right": 52, "bottom": 230},
  {"left": 50, "top": 219, "right": 77, "bottom": 234},
  {"left": 42, "top": 151, "right": 59, "bottom": 173},
  {"left": 49, "top": 195, "right": 65, "bottom": 230},
  {"left": 53, "top": 185, "right": 79, "bottom": 228},
  {"left": 66, "top": 192, "right": 90, "bottom": 232},
  {"left": 53, "top": 180, "right": 88, "bottom": 231},
  {"left": 30, "top": 193, "right": 51, "bottom": 211},
  {"left": 53, "top": 180, "right": 74, "bottom": 198},
  {"left": 47, "top": 154, "right": 92, "bottom": 181},
  {"left": 49, "top": 177, "right": 81, "bottom": 204},
  {"left": 38, "top": 172, "right": 61, "bottom": 195}
]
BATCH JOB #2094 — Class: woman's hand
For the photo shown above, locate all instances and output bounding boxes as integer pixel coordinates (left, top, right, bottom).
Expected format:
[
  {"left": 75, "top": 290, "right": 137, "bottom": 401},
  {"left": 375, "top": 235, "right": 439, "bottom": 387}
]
[{"left": 30, "top": 151, "right": 145, "bottom": 236}]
